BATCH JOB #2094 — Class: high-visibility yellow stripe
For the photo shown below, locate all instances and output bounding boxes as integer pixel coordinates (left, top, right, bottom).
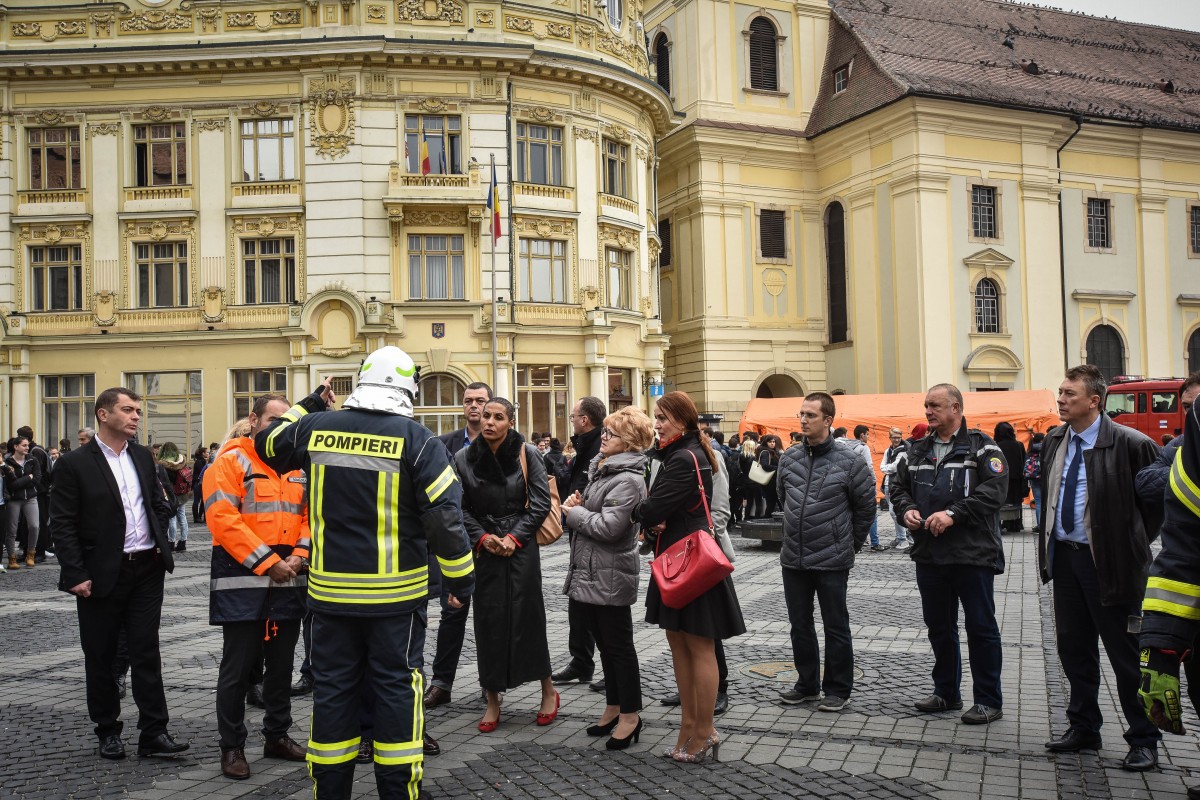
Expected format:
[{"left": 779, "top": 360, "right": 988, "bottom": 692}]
[
  {"left": 1148, "top": 576, "right": 1200, "bottom": 599},
  {"left": 410, "top": 668, "right": 425, "bottom": 799},
  {"left": 437, "top": 552, "right": 474, "bottom": 579},
  {"left": 425, "top": 465, "right": 456, "bottom": 503},
  {"left": 308, "top": 576, "right": 426, "bottom": 594},
  {"left": 391, "top": 473, "right": 402, "bottom": 573},
  {"left": 307, "top": 585, "right": 429, "bottom": 604},
  {"left": 306, "top": 734, "right": 361, "bottom": 764},
  {"left": 309, "top": 566, "right": 427, "bottom": 584},
  {"left": 1144, "top": 598, "right": 1200, "bottom": 620},
  {"left": 377, "top": 472, "right": 388, "bottom": 575},
  {"left": 313, "top": 463, "right": 326, "bottom": 572},
  {"left": 1171, "top": 449, "right": 1200, "bottom": 518},
  {"left": 264, "top": 404, "right": 306, "bottom": 458}
]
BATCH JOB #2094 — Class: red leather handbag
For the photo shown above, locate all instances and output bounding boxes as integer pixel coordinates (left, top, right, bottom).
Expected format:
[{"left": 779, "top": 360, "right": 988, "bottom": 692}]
[{"left": 651, "top": 450, "right": 734, "bottom": 609}]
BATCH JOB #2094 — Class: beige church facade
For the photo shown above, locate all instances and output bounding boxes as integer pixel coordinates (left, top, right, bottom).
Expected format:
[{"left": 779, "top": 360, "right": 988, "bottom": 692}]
[
  {"left": 647, "top": 0, "right": 1200, "bottom": 422},
  {"left": 0, "top": 0, "right": 671, "bottom": 448}
]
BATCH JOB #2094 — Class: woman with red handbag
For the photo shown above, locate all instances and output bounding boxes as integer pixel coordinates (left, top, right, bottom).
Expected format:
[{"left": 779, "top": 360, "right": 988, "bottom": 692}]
[{"left": 632, "top": 392, "right": 746, "bottom": 764}]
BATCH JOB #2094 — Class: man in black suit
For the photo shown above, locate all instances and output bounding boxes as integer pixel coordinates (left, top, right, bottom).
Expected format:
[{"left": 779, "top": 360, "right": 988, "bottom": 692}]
[
  {"left": 52, "top": 387, "right": 189, "bottom": 761},
  {"left": 421, "top": 380, "right": 492, "bottom": 724}
]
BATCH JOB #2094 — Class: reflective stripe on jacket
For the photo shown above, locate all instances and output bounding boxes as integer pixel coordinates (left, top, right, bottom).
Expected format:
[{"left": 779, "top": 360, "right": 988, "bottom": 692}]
[{"left": 204, "top": 436, "right": 310, "bottom": 624}]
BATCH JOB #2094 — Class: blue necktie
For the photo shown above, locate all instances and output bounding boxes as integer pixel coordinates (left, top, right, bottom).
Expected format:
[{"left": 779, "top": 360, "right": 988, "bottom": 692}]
[{"left": 1061, "top": 437, "right": 1082, "bottom": 534}]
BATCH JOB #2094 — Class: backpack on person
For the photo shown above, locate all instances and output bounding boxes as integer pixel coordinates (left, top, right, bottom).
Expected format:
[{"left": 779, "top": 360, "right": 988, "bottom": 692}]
[
  {"left": 1022, "top": 452, "right": 1041, "bottom": 480},
  {"left": 721, "top": 445, "right": 742, "bottom": 486},
  {"left": 172, "top": 465, "right": 193, "bottom": 496}
]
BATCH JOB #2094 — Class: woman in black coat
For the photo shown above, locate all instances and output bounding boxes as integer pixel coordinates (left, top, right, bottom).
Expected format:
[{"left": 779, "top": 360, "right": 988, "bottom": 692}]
[
  {"left": 755, "top": 435, "right": 782, "bottom": 518},
  {"left": 632, "top": 391, "right": 746, "bottom": 764},
  {"left": 454, "top": 397, "right": 558, "bottom": 733},
  {"left": 993, "top": 422, "right": 1028, "bottom": 532}
]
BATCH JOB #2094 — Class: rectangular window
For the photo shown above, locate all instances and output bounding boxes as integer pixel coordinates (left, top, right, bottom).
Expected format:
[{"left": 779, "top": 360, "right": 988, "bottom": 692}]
[
  {"left": 231, "top": 367, "right": 287, "bottom": 420},
  {"left": 30, "top": 245, "right": 84, "bottom": 311},
  {"left": 1087, "top": 198, "right": 1111, "bottom": 249},
  {"left": 133, "top": 123, "right": 187, "bottom": 187},
  {"left": 240, "top": 118, "right": 295, "bottom": 182},
  {"left": 28, "top": 127, "right": 82, "bottom": 190},
  {"left": 242, "top": 238, "right": 296, "bottom": 304},
  {"left": 125, "top": 371, "right": 203, "bottom": 452},
  {"left": 659, "top": 218, "right": 672, "bottom": 268},
  {"left": 606, "top": 247, "right": 632, "bottom": 310},
  {"left": 516, "top": 365, "right": 569, "bottom": 441},
  {"left": 41, "top": 374, "right": 96, "bottom": 449},
  {"left": 1190, "top": 206, "right": 1200, "bottom": 256},
  {"left": 404, "top": 115, "right": 462, "bottom": 175},
  {"left": 603, "top": 139, "right": 629, "bottom": 198},
  {"left": 834, "top": 66, "right": 849, "bottom": 93},
  {"left": 136, "top": 242, "right": 189, "bottom": 308},
  {"left": 515, "top": 123, "right": 564, "bottom": 186},
  {"left": 519, "top": 238, "right": 568, "bottom": 303},
  {"left": 408, "top": 234, "right": 465, "bottom": 300},
  {"left": 971, "top": 185, "right": 998, "bottom": 239},
  {"left": 608, "top": 367, "right": 633, "bottom": 410},
  {"left": 760, "top": 209, "right": 787, "bottom": 259}
]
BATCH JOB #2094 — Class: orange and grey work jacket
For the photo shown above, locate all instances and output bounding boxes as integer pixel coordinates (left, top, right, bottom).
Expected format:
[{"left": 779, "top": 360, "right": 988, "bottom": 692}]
[{"left": 204, "top": 436, "right": 310, "bottom": 624}]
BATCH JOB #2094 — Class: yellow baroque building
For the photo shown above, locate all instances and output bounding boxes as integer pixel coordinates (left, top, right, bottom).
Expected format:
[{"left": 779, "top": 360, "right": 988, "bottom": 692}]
[
  {"left": 0, "top": 0, "right": 672, "bottom": 450},
  {"left": 648, "top": 0, "right": 1200, "bottom": 422}
]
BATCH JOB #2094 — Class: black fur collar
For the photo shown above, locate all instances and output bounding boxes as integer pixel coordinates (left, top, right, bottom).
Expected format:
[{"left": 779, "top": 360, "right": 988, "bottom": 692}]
[{"left": 464, "top": 429, "right": 526, "bottom": 482}]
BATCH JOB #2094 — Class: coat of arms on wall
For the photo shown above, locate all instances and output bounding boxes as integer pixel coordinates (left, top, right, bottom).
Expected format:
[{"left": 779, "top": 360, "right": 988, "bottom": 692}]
[
  {"left": 308, "top": 76, "right": 355, "bottom": 160},
  {"left": 432, "top": 322, "right": 445, "bottom": 339}
]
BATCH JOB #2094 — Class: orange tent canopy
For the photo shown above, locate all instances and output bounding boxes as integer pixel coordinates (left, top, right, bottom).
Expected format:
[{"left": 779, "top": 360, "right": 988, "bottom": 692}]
[{"left": 737, "top": 390, "right": 1061, "bottom": 489}]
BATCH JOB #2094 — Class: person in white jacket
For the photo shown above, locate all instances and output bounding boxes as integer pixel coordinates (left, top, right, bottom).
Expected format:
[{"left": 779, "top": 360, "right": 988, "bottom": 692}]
[
  {"left": 879, "top": 427, "right": 911, "bottom": 550},
  {"left": 850, "top": 426, "right": 886, "bottom": 551}
]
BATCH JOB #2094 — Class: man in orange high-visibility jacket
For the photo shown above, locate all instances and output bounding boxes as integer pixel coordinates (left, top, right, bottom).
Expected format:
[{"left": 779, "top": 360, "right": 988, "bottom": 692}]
[{"left": 205, "top": 393, "right": 310, "bottom": 780}]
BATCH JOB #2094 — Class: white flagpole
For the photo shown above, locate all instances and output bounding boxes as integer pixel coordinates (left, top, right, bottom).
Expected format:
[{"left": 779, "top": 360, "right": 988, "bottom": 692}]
[{"left": 490, "top": 152, "right": 498, "bottom": 391}]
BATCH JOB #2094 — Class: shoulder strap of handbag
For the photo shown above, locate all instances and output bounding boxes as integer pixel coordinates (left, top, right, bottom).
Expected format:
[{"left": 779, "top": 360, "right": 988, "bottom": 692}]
[
  {"left": 517, "top": 443, "right": 531, "bottom": 510},
  {"left": 687, "top": 449, "right": 714, "bottom": 532}
]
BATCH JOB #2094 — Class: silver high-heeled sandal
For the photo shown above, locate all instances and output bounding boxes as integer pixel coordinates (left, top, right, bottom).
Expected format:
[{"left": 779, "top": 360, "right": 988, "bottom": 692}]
[{"left": 663, "top": 737, "right": 690, "bottom": 759}]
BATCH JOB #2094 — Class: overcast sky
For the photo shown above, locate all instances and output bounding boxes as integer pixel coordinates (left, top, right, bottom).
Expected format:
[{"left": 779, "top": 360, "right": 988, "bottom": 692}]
[{"left": 1030, "top": 0, "right": 1200, "bottom": 32}]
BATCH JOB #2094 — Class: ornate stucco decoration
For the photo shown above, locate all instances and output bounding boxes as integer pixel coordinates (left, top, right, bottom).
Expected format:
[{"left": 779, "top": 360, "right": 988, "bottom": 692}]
[
  {"left": 16, "top": 223, "right": 92, "bottom": 313},
  {"left": 308, "top": 77, "right": 355, "bottom": 160},
  {"left": 197, "top": 8, "right": 220, "bottom": 32},
  {"left": 94, "top": 291, "right": 118, "bottom": 327},
  {"left": 229, "top": 215, "right": 305, "bottom": 302},
  {"left": 121, "top": 218, "right": 197, "bottom": 310},
  {"left": 90, "top": 14, "right": 115, "bottom": 36},
  {"left": 251, "top": 101, "right": 280, "bottom": 117},
  {"left": 514, "top": 105, "right": 565, "bottom": 124},
  {"left": 574, "top": 127, "right": 598, "bottom": 143},
  {"left": 13, "top": 20, "right": 87, "bottom": 42},
  {"left": 203, "top": 287, "right": 225, "bottom": 323},
  {"left": 418, "top": 97, "right": 448, "bottom": 114},
  {"left": 506, "top": 16, "right": 572, "bottom": 40},
  {"left": 404, "top": 209, "right": 467, "bottom": 227},
  {"left": 194, "top": 118, "right": 227, "bottom": 132},
  {"left": 366, "top": 5, "right": 387, "bottom": 22},
  {"left": 87, "top": 123, "right": 120, "bottom": 138},
  {"left": 120, "top": 11, "right": 193, "bottom": 33},
  {"left": 143, "top": 106, "right": 172, "bottom": 122},
  {"left": 475, "top": 10, "right": 494, "bottom": 26},
  {"left": 397, "top": 0, "right": 464, "bottom": 23},
  {"left": 598, "top": 223, "right": 637, "bottom": 251},
  {"left": 605, "top": 123, "right": 630, "bottom": 142},
  {"left": 36, "top": 111, "right": 67, "bottom": 126},
  {"left": 226, "top": 10, "right": 302, "bottom": 31},
  {"left": 506, "top": 16, "right": 534, "bottom": 33}
]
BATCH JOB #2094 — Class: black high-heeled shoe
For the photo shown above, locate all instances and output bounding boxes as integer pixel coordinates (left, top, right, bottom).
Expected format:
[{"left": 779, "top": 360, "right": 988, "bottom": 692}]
[
  {"left": 586, "top": 718, "right": 619, "bottom": 737},
  {"left": 605, "top": 718, "right": 643, "bottom": 751}
]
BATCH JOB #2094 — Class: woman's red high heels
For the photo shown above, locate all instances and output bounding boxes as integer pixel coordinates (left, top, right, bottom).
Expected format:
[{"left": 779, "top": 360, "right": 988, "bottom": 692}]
[{"left": 536, "top": 690, "right": 560, "bottom": 726}]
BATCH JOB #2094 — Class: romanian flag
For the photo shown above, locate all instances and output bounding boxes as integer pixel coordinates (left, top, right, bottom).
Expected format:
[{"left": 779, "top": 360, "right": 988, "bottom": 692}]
[
  {"left": 419, "top": 131, "right": 432, "bottom": 176},
  {"left": 486, "top": 162, "right": 501, "bottom": 243}
]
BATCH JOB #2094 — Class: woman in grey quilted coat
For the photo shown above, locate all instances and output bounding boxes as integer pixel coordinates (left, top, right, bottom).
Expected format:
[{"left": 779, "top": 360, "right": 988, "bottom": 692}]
[{"left": 561, "top": 406, "right": 655, "bottom": 750}]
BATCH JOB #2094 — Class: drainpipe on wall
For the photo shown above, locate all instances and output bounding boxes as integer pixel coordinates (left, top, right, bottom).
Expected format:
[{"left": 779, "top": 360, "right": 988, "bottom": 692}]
[{"left": 1056, "top": 115, "right": 1083, "bottom": 371}]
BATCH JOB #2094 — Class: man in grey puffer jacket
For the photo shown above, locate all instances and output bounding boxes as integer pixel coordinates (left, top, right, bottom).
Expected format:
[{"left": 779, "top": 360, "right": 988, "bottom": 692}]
[{"left": 776, "top": 392, "right": 876, "bottom": 712}]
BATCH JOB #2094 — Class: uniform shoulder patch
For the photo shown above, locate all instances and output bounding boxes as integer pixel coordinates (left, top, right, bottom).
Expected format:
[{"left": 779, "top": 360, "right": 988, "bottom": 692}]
[{"left": 988, "top": 456, "right": 1005, "bottom": 474}]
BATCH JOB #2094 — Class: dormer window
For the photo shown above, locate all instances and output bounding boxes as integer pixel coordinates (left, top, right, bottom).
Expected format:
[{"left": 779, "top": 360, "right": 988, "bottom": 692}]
[{"left": 834, "top": 64, "right": 851, "bottom": 93}]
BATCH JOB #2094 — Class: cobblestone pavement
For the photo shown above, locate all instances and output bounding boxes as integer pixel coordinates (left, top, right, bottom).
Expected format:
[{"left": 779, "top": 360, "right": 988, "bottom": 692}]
[{"left": 4, "top": 513, "right": 1200, "bottom": 799}]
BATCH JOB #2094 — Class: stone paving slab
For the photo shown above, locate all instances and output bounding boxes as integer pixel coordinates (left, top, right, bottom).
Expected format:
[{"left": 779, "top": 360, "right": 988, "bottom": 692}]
[{"left": 2, "top": 514, "right": 1199, "bottom": 798}]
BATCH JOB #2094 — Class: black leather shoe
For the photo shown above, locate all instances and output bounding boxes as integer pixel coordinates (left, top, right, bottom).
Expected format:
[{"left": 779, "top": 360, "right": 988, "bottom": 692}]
[
  {"left": 291, "top": 674, "right": 314, "bottom": 696},
  {"left": 424, "top": 685, "right": 451, "bottom": 708},
  {"left": 659, "top": 692, "right": 681, "bottom": 707},
  {"left": 960, "top": 704, "right": 1002, "bottom": 725},
  {"left": 1044, "top": 728, "right": 1102, "bottom": 752},
  {"left": 589, "top": 679, "right": 606, "bottom": 693},
  {"left": 356, "top": 738, "right": 373, "bottom": 763},
  {"left": 714, "top": 692, "right": 729, "bottom": 715},
  {"left": 247, "top": 683, "right": 265, "bottom": 708},
  {"left": 1187, "top": 784, "right": 1200, "bottom": 799},
  {"left": 913, "top": 694, "right": 963, "bottom": 712},
  {"left": 98, "top": 734, "right": 126, "bottom": 760},
  {"left": 551, "top": 665, "right": 592, "bottom": 685},
  {"left": 1121, "top": 746, "right": 1158, "bottom": 772},
  {"left": 423, "top": 732, "right": 440, "bottom": 756},
  {"left": 137, "top": 732, "right": 190, "bottom": 757}
]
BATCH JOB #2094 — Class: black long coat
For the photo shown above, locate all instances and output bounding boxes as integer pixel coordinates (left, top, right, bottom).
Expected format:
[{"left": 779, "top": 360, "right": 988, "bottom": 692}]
[{"left": 455, "top": 431, "right": 552, "bottom": 692}]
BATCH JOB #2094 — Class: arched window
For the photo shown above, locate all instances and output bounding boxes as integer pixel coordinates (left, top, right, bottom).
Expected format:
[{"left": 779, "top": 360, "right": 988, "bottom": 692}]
[
  {"left": 748, "top": 17, "right": 779, "bottom": 92},
  {"left": 1189, "top": 329, "right": 1200, "bottom": 374},
  {"left": 974, "top": 278, "right": 1000, "bottom": 334},
  {"left": 654, "top": 33, "right": 671, "bottom": 94},
  {"left": 414, "top": 373, "right": 466, "bottom": 435},
  {"left": 1086, "top": 324, "right": 1125, "bottom": 384},
  {"left": 606, "top": 0, "right": 623, "bottom": 29},
  {"left": 825, "top": 202, "right": 848, "bottom": 344}
]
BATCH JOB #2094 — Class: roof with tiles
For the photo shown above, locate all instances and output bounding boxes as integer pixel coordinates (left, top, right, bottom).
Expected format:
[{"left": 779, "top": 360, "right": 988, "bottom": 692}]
[{"left": 806, "top": 0, "right": 1200, "bottom": 137}]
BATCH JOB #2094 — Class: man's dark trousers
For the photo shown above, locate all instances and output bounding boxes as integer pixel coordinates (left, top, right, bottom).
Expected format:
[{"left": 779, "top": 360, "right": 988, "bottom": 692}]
[
  {"left": 308, "top": 612, "right": 425, "bottom": 800},
  {"left": 427, "top": 552, "right": 470, "bottom": 691},
  {"left": 782, "top": 568, "right": 853, "bottom": 699},
  {"left": 217, "top": 619, "right": 301, "bottom": 749},
  {"left": 914, "top": 562, "right": 1003, "bottom": 709},
  {"left": 1052, "top": 542, "right": 1160, "bottom": 747},
  {"left": 76, "top": 551, "right": 170, "bottom": 741}
]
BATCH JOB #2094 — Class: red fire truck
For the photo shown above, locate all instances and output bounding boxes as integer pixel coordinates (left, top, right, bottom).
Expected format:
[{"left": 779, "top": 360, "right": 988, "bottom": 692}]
[{"left": 1104, "top": 377, "right": 1187, "bottom": 441}]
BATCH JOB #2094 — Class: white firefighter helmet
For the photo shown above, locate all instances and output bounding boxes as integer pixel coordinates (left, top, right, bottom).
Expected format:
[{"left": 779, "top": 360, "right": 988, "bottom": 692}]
[{"left": 342, "top": 346, "right": 420, "bottom": 416}]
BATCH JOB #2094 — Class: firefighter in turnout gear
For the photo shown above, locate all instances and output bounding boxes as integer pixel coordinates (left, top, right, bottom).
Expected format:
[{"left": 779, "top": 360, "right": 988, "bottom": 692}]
[
  {"left": 255, "top": 346, "right": 475, "bottom": 800},
  {"left": 1141, "top": 400, "right": 1200, "bottom": 798},
  {"left": 205, "top": 394, "right": 311, "bottom": 779}
]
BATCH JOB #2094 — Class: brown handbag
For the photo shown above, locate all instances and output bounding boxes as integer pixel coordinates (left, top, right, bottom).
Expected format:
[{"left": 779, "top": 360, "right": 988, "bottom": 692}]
[{"left": 517, "top": 444, "right": 564, "bottom": 545}]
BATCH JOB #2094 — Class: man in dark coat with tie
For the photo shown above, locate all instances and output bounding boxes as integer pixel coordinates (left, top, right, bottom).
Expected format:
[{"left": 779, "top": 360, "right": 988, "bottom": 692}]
[
  {"left": 51, "top": 387, "right": 188, "bottom": 761},
  {"left": 1038, "top": 365, "right": 1162, "bottom": 771}
]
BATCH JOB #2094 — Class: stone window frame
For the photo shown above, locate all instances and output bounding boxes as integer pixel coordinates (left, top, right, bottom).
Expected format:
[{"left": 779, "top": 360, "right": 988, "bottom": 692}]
[
  {"left": 967, "top": 180, "right": 1004, "bottom": 244},
  {"left": 755, "top": 203, "right": 792, "bottom": 266},
  {"left": 1187, "top": 200, "right": 1200, "bottom": 260},
  {"left": 742, "top": 11, "right": 789, "bottom": 98},
  {"left": 1083, "top": 192, "right": 1117, "bottom": 254}
]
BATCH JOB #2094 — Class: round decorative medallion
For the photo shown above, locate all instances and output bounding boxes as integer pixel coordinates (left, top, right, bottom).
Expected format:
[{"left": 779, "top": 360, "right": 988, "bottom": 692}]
[
  {"left": 258, "top": 218, "right": 277, "bottom": 236},
  {"left": 763, "top": 268, "right": 786, "bottom": 297}
]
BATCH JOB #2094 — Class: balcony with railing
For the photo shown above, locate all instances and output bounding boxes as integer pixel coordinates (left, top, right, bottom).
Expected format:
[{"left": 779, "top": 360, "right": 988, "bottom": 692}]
[
  {"left": 123, "top": 184, "right": 194, "bottom": 213},
  {"left": 16, "top": 188, "right": 87, "bottom": 217},
  {"left": 231, "top": 180, "right": 303, "bottom": 208},
  {"left": 383, "top": 160, "right": 485, "bottom": 223},
  {"left": 601, "top": 192, "right": 637, "bottom": 215}
]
